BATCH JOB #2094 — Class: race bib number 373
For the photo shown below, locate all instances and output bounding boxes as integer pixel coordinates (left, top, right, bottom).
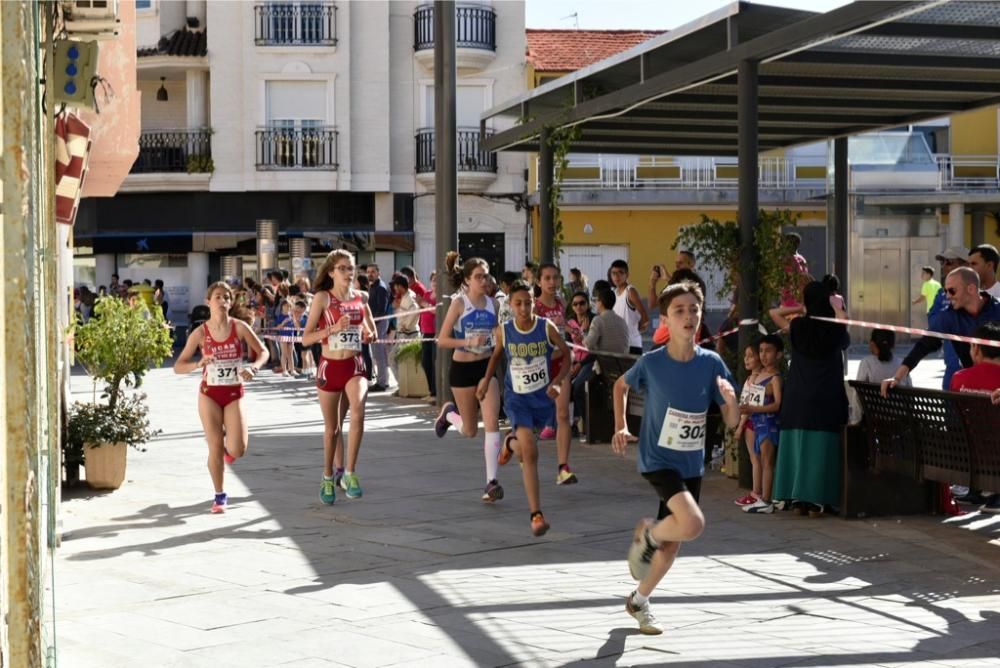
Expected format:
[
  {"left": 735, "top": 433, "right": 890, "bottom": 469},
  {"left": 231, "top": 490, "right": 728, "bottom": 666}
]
[
  {"left": 328, "top": 326, "right": 362, "bottom": 352},
  {"left": 657, "top": 407, "right": 707, "bottom": 451}
]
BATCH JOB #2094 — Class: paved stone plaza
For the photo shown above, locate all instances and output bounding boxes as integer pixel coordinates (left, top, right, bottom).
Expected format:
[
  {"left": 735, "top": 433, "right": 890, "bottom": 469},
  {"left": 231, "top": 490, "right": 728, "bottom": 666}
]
[{"left": 56, "top": 362, "right": 1000, "bottom": 667}]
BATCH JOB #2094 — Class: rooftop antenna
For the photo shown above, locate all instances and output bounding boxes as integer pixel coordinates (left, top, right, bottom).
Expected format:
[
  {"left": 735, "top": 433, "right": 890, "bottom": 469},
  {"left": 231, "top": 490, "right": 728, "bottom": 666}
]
[{"left": 560, "top": 11, "right": 579, "bottom": 29}]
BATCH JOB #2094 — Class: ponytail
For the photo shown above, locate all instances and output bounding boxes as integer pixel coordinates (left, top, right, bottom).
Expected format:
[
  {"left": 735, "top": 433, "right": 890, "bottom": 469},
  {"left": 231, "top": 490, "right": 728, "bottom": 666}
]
[
  {"left": 871, "top": 328, "right": 895, "bottom": 363},
  {"left": 445, "top": 251, "right": 463, "bottom": 291}
]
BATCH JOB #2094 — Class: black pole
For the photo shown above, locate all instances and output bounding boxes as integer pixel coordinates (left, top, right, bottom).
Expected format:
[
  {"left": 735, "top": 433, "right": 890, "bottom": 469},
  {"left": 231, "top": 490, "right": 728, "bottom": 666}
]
[
  {"left": 737, "top": 58, "right": 759, "bottom": 492},
  {"left": 833, "top": 136, "right": 849, "bottom": 284},
  {"left": 434, "top": 0, "right": 457, "bottom": 405},
  {"left": 538, "top": 126, "right": 554, "bottom": 265}
]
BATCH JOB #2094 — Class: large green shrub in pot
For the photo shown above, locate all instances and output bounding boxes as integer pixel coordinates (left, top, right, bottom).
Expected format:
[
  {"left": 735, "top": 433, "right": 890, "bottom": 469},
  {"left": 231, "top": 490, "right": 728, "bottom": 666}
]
[{"left": 66, "top": 394, "right": 161, "bottom": 452}]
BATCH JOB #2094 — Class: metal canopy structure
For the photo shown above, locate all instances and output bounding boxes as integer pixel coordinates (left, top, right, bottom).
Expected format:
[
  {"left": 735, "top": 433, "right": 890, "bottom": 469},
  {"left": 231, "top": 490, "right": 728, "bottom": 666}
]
[{"left": 481, "top": 0, "right": 1000, "bottom": 157}]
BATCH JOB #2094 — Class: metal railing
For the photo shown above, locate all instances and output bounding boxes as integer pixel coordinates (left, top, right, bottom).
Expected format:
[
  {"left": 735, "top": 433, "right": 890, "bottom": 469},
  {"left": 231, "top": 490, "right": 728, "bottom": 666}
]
[
  {"left": 414, "top": 3, "right": 496, "bottom": 51},
  {"left": 255, "top": 126, "right": 339, "bottom": 170},
  {"left": 254, "top": 2, "right": 337, "bottom": 46},
  {"left": 545, "top": 153, "right": 1000, "bottom": 192},
  {"left": 131, "top": 129, "right": 212, "bottom": 174},
  {"left": 415, "top": 127, "right": 497, "bottom": 174},
  {"left": 935, "top": 154, "right": 1000, "bottom": 189}
]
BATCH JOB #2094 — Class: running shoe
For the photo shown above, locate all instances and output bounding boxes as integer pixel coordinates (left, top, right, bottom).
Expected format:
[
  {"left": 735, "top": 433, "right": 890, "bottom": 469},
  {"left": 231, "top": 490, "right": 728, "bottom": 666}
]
[
  {"left": 627, "top": 521, "right": 658, "bottom": 581},
  {"left": 556, "top": 468, "right": 578, "bottom": 485},
  {"left": 482, "top": 479, "right": 504, "bottom": 502},
  {"left": 319, "top": 478, "right": 336, "bottom": 505},
  {"left": 538, "top": 426, "right": 557, "bottom": 440},
  {"left": 223, "top": 450, "right": 235, "bottom": 465},
  {"left": 981, "top": 494, "right": 1000, "bottom": 515},
  {"left": 343, "top": 473, "right": 363, "bottom": 499},
  {"left": 625, "top": 593, "right": 663, "bottom": 635},
  {"left": 733, "top": 494, "right": 757, "bottom": 506},
  {"left": 530, "top": 511, "right": 550, "bottom": 537},
  {"left": 744, "top": 500, "right": 774, "bottom": 514},
  {"left": 211, "top": 493, "right": 228, "bottom": 514},
  {"left": 434, "top": 401, "right": 457, "bottom": 437},
  {"left": 498, "top": 433, "right": 516, "bottom": 466}
]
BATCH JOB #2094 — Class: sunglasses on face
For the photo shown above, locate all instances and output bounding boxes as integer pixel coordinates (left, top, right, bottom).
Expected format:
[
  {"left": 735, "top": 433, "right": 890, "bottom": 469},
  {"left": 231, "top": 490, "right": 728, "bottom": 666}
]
[
  {"left": 945, "top": 287, "right": 959, "bottom": 296},
  {"left": 572, "top": 300, "right": 587, "bottom": 307}
]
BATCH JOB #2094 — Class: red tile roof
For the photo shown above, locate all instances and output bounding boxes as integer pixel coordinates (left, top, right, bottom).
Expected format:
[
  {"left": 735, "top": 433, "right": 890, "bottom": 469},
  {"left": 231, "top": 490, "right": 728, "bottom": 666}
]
[{"left": 526, "top": 29, "right": 665, "bottom": 72}]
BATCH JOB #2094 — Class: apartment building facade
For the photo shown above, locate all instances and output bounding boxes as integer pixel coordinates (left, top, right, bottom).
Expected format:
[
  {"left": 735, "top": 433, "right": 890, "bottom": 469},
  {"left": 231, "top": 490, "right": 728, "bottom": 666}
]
[{"left": 74, "top": 0, "right": 527, "bottom": 322}]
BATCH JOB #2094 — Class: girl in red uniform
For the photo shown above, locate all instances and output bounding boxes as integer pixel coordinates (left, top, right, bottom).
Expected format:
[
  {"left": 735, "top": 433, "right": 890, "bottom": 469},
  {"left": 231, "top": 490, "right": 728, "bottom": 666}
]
[
  {"left": 175, "top": 282, "right": 269, "bottom": 513},
  {"left": 302, "top": 250, "right": 377, "bottom": 504},
  {"left": 534, "top": 263, "right": 578, "bottom": 485}
]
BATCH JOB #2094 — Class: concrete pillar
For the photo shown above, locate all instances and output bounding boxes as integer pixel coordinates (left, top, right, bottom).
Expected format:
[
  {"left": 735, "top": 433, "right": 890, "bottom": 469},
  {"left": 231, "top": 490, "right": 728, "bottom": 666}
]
[
  {"left": 187, "top": 252, "right": 210, "bottom": 314},
  {"left": 538, "top": 126, "right": 554, "bottom": 264},
  {"left": 185, "top": 69, "right": 208, "bottom": 129},
  {"left": 971, "top": 210, "right": 986, "bottom": 248},
  {"left": 256, "top": 219, "right": 279, "bottom": 280},
  {"left": 374, "top": 193, "right": 393, "bottom": 232},
  {"left": 949, "top": 202, "right": 965, "bottom": 248},
  {"left": 95, "top": 253, "right": 116, "bottom": 286},
  {"left": 220, "top": 256, "right": 243, "bottom": 284}
]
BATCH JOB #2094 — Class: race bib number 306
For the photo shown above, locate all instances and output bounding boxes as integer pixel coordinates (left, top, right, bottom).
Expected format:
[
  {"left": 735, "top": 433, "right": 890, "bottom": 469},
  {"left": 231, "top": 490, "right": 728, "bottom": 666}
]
[
  {"left": 657, "top": 407, "right": 707, "bottom": 451},
  {"left": 511, "top": 357, "right": 549, "bottom": 394},
  {"left": 328, "top": 326, "right": 362, "bottom": 352},
  {"left": 207, "top": 359, "right": 243, "bottom": 386}
]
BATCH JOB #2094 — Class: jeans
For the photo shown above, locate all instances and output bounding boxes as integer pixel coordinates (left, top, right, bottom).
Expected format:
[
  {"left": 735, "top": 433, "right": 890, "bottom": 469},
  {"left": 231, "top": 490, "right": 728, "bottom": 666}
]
[
  {"left": 373, "top": 320, "right": 391, "bottom": 385},
  {"left": 571, "top": 358, "right": 595, "bottom": 428}
]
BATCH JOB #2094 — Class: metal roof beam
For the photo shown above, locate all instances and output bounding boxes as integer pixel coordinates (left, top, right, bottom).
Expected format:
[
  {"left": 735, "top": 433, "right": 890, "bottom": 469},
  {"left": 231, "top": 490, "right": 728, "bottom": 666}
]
[
  {"left": 585, "top": 121, "right": 885, "bottom": 137},
  {"left": 783, "top": 50, "right": 1000, "bottom": 71},
  {"left": 482, "top": 0, "right": 917, "bottom": 151},
  {"left": 643, "top": 94, "right": 972, "bottom": 113},
  {"left": 756, "top": 75, "right": 1000, "bottom": 94}
]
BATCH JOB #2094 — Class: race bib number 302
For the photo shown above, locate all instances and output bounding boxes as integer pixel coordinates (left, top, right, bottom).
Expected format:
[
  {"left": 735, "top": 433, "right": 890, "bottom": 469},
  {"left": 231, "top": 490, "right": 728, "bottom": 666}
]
[
  {"left": 511, "top": 357, "right": 549, "bottom": 394},
  {"left": 657, "top": 407, "right": 707, "bottom": 451},
  {"left": 207, "top": 359, "right": 243, "bottom": 386},
  {"left": 328, "top": 326, "right": 362, "bottom": 352}
]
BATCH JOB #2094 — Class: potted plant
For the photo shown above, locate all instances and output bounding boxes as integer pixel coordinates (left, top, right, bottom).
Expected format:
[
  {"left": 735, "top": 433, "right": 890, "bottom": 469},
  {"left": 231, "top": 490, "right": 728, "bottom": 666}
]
[
  {"left": 394, "top": 341, "right": 429, "bottom": 398},
  {"left": 66, "top": 296, "right": 174, "bottom": 489}
]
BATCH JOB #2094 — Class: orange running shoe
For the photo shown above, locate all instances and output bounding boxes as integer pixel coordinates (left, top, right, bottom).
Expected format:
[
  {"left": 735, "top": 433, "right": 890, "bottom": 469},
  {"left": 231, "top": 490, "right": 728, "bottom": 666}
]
[{"left": 530, "top": 511, "right": 549, "bottom": 537}]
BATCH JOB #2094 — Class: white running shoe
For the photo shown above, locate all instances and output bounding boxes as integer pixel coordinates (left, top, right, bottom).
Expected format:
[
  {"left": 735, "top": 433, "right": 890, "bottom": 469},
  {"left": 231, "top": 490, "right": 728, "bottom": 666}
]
[
  {"left": 626, "top": 520, "right": 658, "bottom": 581},
  {"left": 626, "top": 592, "right": 663, "bottom": 635},
  {"left": 744, "top": 499, "right": 774, "bottom": 514}
]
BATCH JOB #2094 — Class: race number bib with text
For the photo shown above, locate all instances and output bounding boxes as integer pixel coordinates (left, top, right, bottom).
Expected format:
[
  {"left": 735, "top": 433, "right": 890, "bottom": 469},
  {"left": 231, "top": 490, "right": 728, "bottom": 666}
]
[
  {"left": 463, "top": 327, "right": 494, "bottom": 353},
  {"left": 657, "top": 407, "right": 707, "bottom": 451},
  {"left": 328, "top": 326, "right": 362, "bottom": 352},
  {"left": 511, "top": 357, "right": 549, "bottom": 394},
  {"left": 207, "top": 359, "right": 243, "bottom": 386},
  {"left": 742, "top": 383, "right": 766, "bottom": 407}
]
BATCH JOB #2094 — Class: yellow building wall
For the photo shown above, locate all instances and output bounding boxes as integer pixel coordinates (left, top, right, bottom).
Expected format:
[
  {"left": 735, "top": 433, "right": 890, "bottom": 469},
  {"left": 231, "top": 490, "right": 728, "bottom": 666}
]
[
  {"left": 950, "top": 105, "right": 998, "bottom": 156},
  {"left": 534, "top": 207, "right": 827, "bottom": 283}
]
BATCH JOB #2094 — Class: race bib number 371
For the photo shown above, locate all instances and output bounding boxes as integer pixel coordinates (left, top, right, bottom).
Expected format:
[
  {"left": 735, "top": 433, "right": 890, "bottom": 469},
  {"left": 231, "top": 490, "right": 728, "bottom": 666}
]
[
  {"left": 207, "top": 360, "right": 243, "bottom": 386},
  {"left": 657, "top": 407, "right": 707, "bottom": 451}
]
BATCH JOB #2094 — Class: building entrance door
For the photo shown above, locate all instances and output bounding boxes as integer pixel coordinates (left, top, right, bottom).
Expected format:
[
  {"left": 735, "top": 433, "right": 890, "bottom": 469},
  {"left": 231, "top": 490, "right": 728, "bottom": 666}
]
[{"left": 859, "top": 244, "right": 903, "bottom": 331}]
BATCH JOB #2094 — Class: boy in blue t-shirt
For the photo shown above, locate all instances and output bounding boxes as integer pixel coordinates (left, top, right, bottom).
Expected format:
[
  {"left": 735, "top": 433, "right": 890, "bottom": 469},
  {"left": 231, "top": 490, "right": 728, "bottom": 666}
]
[{"left": 612, "top": 280, "right": 739, "bottom": 635}]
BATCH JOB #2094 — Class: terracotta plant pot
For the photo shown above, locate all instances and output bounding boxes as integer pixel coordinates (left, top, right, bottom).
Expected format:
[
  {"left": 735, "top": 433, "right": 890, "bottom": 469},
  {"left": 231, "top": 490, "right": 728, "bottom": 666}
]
[
  {"left": 84, "top": 441, "right": 127, "bottom": 490},
  {"left": 396, "top": 356, "right": 430, "bottom": 398}
]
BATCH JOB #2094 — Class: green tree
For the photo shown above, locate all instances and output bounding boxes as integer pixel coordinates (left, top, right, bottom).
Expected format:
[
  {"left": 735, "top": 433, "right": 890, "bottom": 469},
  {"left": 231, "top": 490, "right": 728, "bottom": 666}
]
[{"left": 72, "top": 297, "right": 174, "bottom": 409}]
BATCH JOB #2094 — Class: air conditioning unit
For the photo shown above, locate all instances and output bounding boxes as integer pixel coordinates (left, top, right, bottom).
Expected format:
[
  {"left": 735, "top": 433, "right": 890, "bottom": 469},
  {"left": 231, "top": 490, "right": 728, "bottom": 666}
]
[{"left": 62, "top": 0, "right": 121, "bottom": 39}]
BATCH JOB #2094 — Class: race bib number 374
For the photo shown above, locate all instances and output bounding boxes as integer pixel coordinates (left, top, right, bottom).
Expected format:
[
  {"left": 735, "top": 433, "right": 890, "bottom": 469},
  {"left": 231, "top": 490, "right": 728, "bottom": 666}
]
[{"left": 657, "top": 407, "right": 707, "bottom": 451}]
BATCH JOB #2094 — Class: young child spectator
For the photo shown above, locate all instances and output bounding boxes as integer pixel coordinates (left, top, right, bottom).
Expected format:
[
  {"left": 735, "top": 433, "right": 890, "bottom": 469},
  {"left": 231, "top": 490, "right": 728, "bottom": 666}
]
[
  {"left": 857, "top": 329, "right": 910, "bottom": 386},
  {"left": 733, "top": 343, "right": 763, "bottom": 506},
  {"left": 293, "top": 300, "right": 313, "bottom": 378},
  {"left": 739, "top": 334, "right": 783, "bottom": 514},
  {"left": 275, "top": 301, "right": 298, "bottom": 376},
  {"left": 950, "top": 321, "right": 1000, "bottom": 515}
]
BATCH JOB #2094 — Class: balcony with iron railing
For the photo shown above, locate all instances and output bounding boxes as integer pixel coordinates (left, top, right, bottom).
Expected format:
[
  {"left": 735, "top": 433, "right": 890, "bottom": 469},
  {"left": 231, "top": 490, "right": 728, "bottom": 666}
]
[
  {"left": 413, "top": 3, "right": 496, "bottom": 70},
  {"left": 254, "top": 2, "right": 337, "bottom": 47},
  {"left": 122, "top": 129, "right": 213, "bottom": 191},
  {"left": 415, "top": 127, "right": 497, "bottom": 192},
  {"left": 255, "top": 125, "right": 339, "bottom": 171}
]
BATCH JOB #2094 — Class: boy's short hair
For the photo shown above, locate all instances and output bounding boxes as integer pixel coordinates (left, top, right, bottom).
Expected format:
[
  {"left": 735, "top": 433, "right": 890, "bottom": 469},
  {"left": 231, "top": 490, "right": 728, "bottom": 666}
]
[
  {"left": 974, "top": 321, "right": 1000, "bottom": 359},
  {"left": 593, "top": 284, "right": 615, "bottom": 310},
  {"left": 508, "top": 280, "right": 533, "bottom": 297},
  {"left": 390, "top": 275, "right": 410, "bottom": 291},
  {"left": 610, "top": 259, "right": 629, "bottom": 273},
  {"left": 759, "top": 333, "right": 784, "bottom": 353},
  {"left": 972, "top": 244, "right": 1000, "bottom": 272},
  {"left": 921, "top": 265, "right": 935, "bottom": 277},
  {"left": 658, "top": 280, "right": 704, "bottom": 313},
  {"left": 500, "top": 271, "right": 519, "bottom": 287}
]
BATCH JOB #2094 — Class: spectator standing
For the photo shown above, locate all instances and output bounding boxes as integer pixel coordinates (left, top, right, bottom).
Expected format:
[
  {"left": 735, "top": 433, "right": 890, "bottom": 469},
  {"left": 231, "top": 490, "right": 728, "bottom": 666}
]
[
  {"left": 969, "top": 244, "right": 1000, "bottom": 300},
  {"left": 911, "top": 266, "right": 941, "bottom": 313},
  {"left": 675, "top": 250, "right": 696, "bottom": 272},
  {"left": 769, "top": 281, "right": 850, "bottom": 517},
  {"left": 780, "top": 233, "right": 809, "bottom": 308},
  {"left": 572, "top": 282, "right": 629, "bottom": 437},
  {"left": 389, "top": 275, "right": 420, "bottom": 390},
  {"left": 610, "top": 259, "right": 649, "bottom": 355},
  {"left": 366, "top": 264, "right": 392, "bottom": 391},
  {"left": 567, "top": 268, "right": 589, "bottom": 296},
  {"left": 401, "top": 266, "right": 437, "bottom": 398},
  {"left": 925, "top": 248, "right": 969, "bottom": 387}
]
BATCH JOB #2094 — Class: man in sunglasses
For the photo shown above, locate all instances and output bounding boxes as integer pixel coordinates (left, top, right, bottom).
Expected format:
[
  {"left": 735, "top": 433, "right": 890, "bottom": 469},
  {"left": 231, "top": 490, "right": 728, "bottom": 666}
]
[{"left": 883, "top": 264, "right": 1000, "bottom": 395}]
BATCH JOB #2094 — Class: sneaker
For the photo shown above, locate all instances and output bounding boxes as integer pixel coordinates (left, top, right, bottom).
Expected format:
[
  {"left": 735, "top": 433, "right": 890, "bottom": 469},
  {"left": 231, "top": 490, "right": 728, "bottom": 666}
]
[
  {"left": 556, "top": 468, "right": 579, "bottom": 485},
  {"left": 530, "top": 511, "right": 550, "bottom": 537},
  {"left": 498, "top": 433, "right": 516, "bottom": 466},
  {"left": 627, "top": 522, "right": 658, "bottom": 581},
  {"left": 733, "top": 494, "right": 758, "bottom": 506},
  {"left": 773, "top": 499, "right": 790, "bottom": 511},
  {"left": 626, "top": 593, "right": 663, "bottom": 635},
  {"left": 538, "top": 426, "right": 557, "bottom": 440},
  {"left": 435, "top": 401, "right": 457, "bottom": 438},
  {"left": 744, "top": 499, "right": 774, "bottom": 514},
  {"left": 342, "top": 473, "right": 363, "bottom": 499},
  {"left": 955, "top": 490, "right": 990, "bottom": 505},
  {"left": 482, "top": 479, "right": 504, "bottom": 503},
  {"left": 211, "top": 493, "right": 228, "bottom": 514},
  {"left": 981, "top": 493, "right": 1000, "bottom": 514},
  {"left": 319, "top": 478, "right": 336, "bottom": 505},
  {"left": 223, "top": 450, "right": 235, "bottom": 465}
]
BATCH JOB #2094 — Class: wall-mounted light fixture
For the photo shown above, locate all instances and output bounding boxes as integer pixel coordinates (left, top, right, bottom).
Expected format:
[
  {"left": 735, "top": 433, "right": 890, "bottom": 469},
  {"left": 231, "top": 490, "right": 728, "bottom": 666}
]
[{"left": 156, "top": 76, "right": 168, "bottom": 102}]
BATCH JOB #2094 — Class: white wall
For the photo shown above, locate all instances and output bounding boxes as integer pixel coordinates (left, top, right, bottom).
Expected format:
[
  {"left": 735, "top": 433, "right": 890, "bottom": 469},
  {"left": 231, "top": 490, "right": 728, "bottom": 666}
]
[{"left": 138, "top": 78, "right": 187, "bottom": 129}]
